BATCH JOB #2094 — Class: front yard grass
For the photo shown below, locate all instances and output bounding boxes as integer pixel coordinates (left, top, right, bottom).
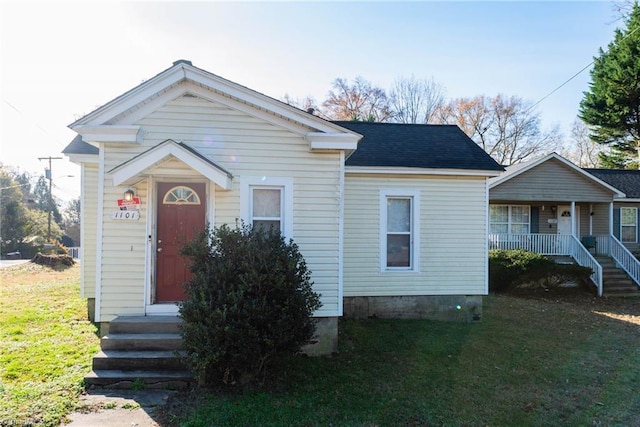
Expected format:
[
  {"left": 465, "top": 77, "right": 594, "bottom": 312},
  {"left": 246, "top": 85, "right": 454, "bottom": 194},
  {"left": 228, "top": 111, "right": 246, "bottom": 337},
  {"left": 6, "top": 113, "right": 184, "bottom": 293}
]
[
  {"left": 0, "top": 263, "right": 99, "bottom": 426},
  {"left": 2, "top": 262, "right": 640, "bottom": 426},
  {"left": 162, "top": 288, "right": 640, "bottom": 426}
]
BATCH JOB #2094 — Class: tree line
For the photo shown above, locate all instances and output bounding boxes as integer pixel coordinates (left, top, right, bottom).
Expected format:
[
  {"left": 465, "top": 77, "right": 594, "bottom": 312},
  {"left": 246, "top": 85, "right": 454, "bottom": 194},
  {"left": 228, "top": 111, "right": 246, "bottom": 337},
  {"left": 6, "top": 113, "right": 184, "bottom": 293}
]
[
  {"left": 284, "top": 75, "right": 589, "bottom": 167},
  {"left": 284, "top": 2, "right": 640, "bottom": 169},
  {"left": 0, "top": 164, "right": 80, "bottom": 258}
]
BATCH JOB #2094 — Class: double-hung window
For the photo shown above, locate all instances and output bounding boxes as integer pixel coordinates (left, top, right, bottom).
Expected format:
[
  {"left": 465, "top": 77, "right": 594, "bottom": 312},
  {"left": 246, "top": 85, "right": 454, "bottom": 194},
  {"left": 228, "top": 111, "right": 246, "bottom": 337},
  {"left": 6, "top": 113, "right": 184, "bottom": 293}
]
[
  {"left": 251, "top": 187, "right": 283, "bottom": 232},
  {"left": 490, "top": 205, "right": 530, "bottom": 234},
  {"left": 241, "top": 177, "right": 293, "bottom": 239},
  {"left": 380, "top": 190, "right": 420, "bottom": 271},
  {"left": 621, "top": 207, "right": 637, "bottom": 243}
]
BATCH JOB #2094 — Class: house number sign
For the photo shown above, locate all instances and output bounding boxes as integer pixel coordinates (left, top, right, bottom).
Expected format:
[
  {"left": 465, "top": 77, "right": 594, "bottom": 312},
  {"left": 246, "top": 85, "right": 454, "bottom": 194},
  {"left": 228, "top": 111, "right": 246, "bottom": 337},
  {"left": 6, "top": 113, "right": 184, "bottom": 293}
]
[{"left": 111, "top": 211, "right": 140, "bottom": 220}]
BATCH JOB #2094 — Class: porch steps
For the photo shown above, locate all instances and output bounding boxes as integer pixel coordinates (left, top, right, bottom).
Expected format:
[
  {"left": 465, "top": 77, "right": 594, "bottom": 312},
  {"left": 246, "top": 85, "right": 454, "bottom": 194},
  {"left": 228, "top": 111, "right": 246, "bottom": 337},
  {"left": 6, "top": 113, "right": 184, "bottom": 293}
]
[
  {"left": 596, "top": 257, "right": 640, "bottom": 297},
  {"left": 85, "top": 316, "right": 194, "bottom": 390}
]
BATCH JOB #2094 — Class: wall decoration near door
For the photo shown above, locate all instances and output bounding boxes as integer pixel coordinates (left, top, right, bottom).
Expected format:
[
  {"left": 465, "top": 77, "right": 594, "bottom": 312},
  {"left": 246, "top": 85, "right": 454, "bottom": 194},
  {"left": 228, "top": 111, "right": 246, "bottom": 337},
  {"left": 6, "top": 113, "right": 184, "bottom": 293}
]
[{"left": 156, "top": 182, "right": 206, "bottom": 302}]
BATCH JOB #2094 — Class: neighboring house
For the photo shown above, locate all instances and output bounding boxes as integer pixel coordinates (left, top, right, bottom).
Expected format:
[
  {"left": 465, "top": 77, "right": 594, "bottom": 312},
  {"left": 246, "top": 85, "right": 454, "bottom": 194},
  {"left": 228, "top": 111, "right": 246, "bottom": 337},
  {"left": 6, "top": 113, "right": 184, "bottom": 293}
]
[
  {"left": 63, "top": 60, "right": 503, "bottom": 356},
  {"left": 583, "top": 168, "right": 640, "bottom": 254},
  {"left": 488, "top": 152, "right": 640, "bottom": 296}
]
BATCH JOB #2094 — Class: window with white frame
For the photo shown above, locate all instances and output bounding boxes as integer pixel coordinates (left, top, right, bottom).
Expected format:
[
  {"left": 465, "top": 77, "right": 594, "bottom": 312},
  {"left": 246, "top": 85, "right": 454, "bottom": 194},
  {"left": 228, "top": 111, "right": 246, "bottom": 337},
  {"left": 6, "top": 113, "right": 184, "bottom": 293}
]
[
  {"left": 380, "top": 190, "right": 420, "bottom": 271},
  {"left": 251, "top": 187, "right": 283, "bottom": 232},
  {"left": 241, "top": 177, "right": 293, "bottom": 239},
  {"left": 621, "top": 207, "right": 637, "bottom": 243},
  {"left": 490, "top": 205, "right": 530, "bottom": 234}
]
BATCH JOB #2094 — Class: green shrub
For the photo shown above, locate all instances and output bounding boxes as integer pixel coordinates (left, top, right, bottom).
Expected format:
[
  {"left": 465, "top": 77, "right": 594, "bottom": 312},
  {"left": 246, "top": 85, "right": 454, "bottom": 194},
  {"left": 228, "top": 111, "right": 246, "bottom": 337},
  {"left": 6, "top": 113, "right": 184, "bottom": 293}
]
[
  {"left": 489, "top": 249, "right": 592, "bottom": 292},
  {"left": 178, "top": 223, "right": 322, "bottom": 387}
]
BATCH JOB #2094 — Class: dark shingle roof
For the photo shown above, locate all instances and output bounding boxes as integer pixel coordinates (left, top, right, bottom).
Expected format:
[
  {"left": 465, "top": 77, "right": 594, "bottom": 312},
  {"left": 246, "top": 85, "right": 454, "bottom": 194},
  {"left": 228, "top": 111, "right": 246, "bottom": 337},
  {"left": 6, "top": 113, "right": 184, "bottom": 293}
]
[
  {"left": 62, "top": 135, "right": 99, "bottom": 155},
  {"left": 584, "top": 168, "right": 640, "bottom": 198},
  {"left": 334, "top": 121, "right": 504, "bottom": 171}
]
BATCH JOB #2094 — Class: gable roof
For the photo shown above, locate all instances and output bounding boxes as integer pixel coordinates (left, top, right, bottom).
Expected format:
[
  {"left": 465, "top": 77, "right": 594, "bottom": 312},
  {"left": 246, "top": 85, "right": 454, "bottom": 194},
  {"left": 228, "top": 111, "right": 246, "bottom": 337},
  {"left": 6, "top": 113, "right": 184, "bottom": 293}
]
[
  {"left": 69, "top": 60, "right": 359, "bottom": 140},
  {"left": 489, "top": 152, "right": 625, "bottom": 197},
  {"left": 109, "top": 139, "right": 233, "bottom": 190},
  {"left": 584, "top": 169, "right": 640, "bottom": 199},
  {"left": 334, "top": 121, "right": 504, "bottom": 173}
]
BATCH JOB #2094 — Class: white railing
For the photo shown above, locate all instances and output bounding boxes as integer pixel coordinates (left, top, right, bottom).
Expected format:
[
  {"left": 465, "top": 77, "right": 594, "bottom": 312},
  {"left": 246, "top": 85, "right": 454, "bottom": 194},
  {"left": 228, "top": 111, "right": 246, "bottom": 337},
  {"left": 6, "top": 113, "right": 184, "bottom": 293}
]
[
  {"left": 67, "top": 247, "right": 80, "bottom": 259},
  {"left": 489, "top": 233, "right": 573, "bottom": 255},
  {"left": 605, "top": 235, "right": 640, "bottom": 289},
  {"left": 489, "top": 234, "right": 603, "bottom": 296},
  {"left": 567, "top": 236, "right": 603, "bottom": 297}
]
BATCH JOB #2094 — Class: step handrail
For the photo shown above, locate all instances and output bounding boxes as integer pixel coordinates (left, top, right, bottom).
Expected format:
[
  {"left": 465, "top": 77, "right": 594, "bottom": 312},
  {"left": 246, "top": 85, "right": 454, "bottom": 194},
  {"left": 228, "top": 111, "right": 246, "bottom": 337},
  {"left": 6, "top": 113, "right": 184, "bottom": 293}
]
[
  {"left": 569, "top": 235, "right": 603, "bottom": 296},
  {"left": 606, "top": 235, "right": 640, "bottom": 289}
]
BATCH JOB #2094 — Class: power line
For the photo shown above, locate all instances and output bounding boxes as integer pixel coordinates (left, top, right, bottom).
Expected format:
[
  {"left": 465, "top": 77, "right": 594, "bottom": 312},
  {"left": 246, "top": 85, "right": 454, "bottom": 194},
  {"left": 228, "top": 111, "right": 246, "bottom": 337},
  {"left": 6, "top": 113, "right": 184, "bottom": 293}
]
[
  {"left": 527, "top": 21, "right": 640, "bottom": 113},
  {"left": 527, "top": 61, "right": 595, "bottom": 113},
  {"left": 3, "top": 99, "right": 67, "bottom": 148}
]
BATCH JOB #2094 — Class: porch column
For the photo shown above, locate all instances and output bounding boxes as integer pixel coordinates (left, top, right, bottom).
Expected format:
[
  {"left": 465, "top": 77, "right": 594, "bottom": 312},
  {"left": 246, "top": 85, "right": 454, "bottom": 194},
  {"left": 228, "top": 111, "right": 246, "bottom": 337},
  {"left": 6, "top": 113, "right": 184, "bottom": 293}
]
[
  {"left": 609, "top": 202, "right": 614, "bottom": 235},
  {"left": 571, "top": 201, "right": 576, "bottom": 236}
]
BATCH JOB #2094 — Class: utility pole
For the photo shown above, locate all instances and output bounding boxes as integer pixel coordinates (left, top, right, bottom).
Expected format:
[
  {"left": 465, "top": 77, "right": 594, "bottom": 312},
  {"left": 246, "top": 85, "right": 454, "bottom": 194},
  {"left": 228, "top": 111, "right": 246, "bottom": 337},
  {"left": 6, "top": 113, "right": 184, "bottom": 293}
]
[{"left": 38, "top": 156, "right": 63, "bottom": 240}]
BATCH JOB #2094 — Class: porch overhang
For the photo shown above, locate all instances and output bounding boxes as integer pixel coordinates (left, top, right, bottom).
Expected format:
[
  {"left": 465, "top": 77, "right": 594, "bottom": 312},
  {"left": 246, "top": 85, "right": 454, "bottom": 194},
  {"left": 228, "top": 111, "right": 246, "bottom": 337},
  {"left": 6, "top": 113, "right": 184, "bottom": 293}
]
[{"left": 109, "top": 139, "right": 233, "bottom": 190}]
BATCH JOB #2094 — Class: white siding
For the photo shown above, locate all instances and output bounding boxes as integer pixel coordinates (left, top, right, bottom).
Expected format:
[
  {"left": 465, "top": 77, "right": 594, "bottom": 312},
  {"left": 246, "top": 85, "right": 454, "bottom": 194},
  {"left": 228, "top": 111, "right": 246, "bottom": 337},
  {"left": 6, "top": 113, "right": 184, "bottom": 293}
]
[
  {"left": 344, "top": 174, "right": 488, "bottom": 296},
  {"left": 98, "top": 161, "right": 148, "bottom": 320},
  {"left": 97, "top": 94, "right": 342, "bottom": 319},
  {"left": 81, "top": 163, "right": 98, "bottom": 298}
]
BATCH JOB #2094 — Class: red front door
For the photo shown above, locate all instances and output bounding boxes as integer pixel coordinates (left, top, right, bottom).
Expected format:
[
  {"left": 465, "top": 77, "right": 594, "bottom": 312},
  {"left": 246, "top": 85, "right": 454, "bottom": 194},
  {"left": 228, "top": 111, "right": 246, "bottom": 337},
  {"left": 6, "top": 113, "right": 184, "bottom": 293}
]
[{"left": 155, "top": 182, "right": 206, "bottom": 302}]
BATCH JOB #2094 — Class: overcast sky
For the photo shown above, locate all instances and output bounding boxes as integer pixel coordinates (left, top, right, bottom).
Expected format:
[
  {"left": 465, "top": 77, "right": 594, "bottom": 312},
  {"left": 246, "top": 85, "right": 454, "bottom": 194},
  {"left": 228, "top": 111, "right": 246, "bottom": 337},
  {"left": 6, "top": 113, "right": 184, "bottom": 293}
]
[{"left": 0, "top": 1, "right": 619, "bottom": 203}]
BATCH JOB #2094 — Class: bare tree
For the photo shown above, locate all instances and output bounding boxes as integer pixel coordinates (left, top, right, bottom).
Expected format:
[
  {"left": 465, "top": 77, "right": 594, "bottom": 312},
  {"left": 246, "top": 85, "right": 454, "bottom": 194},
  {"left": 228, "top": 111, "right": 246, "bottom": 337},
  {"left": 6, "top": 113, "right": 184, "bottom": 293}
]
[
  {"left": 437, "top": 95, "right": 561, "bottom": 165},
  {"left": 435, "top": 96, "right": 494, "bottom": 152},
  {"left": 281, "top": 94, "right": 319, "bottom": 115},
  {"left": 612, "top": 0, "right": 635, "bottom": 21},
  {"left": 321, "top": 77, "right": 393, "bottom": 122},
  {"left": 561, "top": 119, "right": 602, "bottom": 167},
  {"left": 389, "top": 75, "right": 445, "bottom": 124}
]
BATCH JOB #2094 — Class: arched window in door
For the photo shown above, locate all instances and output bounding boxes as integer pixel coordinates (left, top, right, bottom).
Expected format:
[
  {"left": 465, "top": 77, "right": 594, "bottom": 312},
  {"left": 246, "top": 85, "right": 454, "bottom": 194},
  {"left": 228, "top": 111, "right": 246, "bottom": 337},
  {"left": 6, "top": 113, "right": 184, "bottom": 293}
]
[{"left": 162, "top": 185, "right": 201, "bottom": 205}]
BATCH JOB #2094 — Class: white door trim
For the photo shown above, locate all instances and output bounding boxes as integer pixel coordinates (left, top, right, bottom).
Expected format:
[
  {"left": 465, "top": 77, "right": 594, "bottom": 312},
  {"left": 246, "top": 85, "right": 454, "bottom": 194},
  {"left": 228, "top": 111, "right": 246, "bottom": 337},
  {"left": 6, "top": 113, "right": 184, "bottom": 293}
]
[{"left": 144, "top": 177, "right": 212, "bottom": 315}]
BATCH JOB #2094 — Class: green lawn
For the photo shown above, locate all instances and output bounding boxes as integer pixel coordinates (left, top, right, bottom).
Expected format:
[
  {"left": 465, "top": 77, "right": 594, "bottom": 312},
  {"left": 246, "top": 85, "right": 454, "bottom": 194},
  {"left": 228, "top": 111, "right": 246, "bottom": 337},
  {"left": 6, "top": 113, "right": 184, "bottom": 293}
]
[
  {"left": 0, "top": 263, "right": 99, "bottom": 426},
  {"left": 2, "top": 263, "right": 640, "bottom": 426},
  {"left": 163, "top": 290, "right": 640, "bottom": 426}
]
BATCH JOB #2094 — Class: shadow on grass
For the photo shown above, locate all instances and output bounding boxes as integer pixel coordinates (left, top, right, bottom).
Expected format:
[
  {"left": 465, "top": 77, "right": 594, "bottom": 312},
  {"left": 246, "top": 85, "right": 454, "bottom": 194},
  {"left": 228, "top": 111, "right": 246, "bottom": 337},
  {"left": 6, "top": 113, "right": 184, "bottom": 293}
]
[{"left": 157, "top": 289, "right": 640, "bottom": 427}]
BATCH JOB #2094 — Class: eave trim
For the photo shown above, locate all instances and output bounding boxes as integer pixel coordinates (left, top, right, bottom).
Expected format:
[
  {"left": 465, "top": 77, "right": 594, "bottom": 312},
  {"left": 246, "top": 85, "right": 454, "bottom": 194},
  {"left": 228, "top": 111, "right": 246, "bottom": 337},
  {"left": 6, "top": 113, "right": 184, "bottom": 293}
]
[{"left": 109, "top": 139, "right": 233, "bottom": 190}]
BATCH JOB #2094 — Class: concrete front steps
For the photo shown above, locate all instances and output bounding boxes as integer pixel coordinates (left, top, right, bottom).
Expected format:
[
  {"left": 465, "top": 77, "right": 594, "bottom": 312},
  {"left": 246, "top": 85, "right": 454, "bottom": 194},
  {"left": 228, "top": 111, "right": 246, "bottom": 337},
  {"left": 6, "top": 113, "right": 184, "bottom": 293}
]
[
  {"left": 596, "top": 256, "right": 640, "bottom": 297},
  {"left": 85, "top": 316, "right": 194, "bottom": 390}
]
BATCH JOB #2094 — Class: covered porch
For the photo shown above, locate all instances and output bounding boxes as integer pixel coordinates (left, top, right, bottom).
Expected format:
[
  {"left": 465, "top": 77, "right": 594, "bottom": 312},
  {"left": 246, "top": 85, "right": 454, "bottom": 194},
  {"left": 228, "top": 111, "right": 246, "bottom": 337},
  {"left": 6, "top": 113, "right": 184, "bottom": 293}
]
[{"left": 488, "top": 154, "right": 640, "bottom": 296}]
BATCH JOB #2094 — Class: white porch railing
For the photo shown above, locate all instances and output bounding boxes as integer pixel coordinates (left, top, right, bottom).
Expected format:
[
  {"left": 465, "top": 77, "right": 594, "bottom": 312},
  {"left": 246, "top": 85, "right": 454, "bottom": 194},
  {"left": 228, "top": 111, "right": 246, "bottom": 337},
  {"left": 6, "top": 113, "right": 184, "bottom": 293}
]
[
  {"left": 601, "top": 235, "right": 640, "bottom": 289},
  {"left": 489, "top": 234, "right": 603, "bottom": 296},
  {"left": 489, "top": 233, "right": 573, "bottom": 255},
  {"left": 67, "top": 247, "right": 80, "bottom": 259}
]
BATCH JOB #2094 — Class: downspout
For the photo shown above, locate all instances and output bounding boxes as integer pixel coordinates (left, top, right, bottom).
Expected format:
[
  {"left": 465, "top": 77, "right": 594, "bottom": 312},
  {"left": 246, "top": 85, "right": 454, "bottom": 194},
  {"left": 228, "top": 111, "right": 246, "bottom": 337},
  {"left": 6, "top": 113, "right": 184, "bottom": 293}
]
[
  {"left": 338, "top": 151, "right": 345, "bottom": 317},
  {"left": 589, "top": 203, "right": 593, "bottom": 235},
  {"left": 94, "top": 145, "right": 105, "bottom": 324},
  {"left": 484, "top": 178, "right": 490, "bottom": 295}
]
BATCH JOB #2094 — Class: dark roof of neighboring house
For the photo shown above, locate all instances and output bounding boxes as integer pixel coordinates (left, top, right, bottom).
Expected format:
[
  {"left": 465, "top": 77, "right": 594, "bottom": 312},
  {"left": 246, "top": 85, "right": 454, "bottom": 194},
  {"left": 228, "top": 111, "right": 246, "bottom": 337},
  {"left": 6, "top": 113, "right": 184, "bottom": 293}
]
[
  {"left": 334, "top": 121, "right": 504, "bottom": 171},
  {"left": 62, "top": 135, "right": 99, "bottom": 155},
  {"left": 584, "top": 168, "right": 640, "bottom": 198}
]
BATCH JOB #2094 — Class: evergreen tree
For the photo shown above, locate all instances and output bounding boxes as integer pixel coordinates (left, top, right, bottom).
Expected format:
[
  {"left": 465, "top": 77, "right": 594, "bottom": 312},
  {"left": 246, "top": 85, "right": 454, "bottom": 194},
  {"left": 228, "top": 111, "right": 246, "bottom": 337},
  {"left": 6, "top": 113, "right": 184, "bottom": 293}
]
[{"left": 579, "top": 2, "right": 640, "bottom": 168}]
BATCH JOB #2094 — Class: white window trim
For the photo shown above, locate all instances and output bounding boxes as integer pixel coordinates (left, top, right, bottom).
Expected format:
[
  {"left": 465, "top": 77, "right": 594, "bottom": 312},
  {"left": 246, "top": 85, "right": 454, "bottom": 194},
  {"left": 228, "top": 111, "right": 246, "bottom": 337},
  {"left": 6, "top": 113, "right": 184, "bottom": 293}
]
[
  {"left": 490, "top": 204, "right": 530, "bottom": 234},
  {"left": 241, "top": 176, "right": 294, "bottom": 239},
  {"left": 620, "top": 206, "right": 638, "bottom": 243},
  {"left": 380, "top": 189, "right": 420, "bottom": 273}
]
